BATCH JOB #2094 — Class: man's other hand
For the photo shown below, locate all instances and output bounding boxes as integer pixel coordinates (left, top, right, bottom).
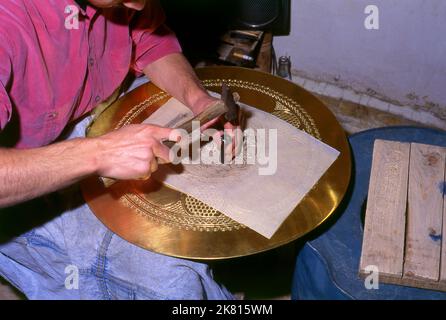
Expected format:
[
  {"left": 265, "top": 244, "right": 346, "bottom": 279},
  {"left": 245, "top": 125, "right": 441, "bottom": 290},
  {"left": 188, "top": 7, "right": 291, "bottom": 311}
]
[{"left": 191, "top": 96, "right": 243, "bottom": 162}]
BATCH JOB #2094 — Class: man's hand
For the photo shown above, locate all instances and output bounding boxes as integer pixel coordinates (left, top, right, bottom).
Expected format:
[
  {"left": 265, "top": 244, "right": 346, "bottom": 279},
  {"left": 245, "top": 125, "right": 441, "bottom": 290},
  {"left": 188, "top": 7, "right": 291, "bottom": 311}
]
[
  {"left": 143, "top": 53, "right": 243, "bottom": 160},
  {"left": 191, "top": 96, "right": 243, "bottom": 161},
  {"left": 93, "top": 124, "right": 175, "bottom": 181},
  {"left": 0, "top": 123, "right": 179, "bottom": 208}
]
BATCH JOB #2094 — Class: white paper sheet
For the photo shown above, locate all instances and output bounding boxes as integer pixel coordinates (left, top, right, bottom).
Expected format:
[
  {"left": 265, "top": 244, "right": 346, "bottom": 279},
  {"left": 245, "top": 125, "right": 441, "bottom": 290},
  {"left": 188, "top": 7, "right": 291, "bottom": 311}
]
[{"left": 148, "top": 98, "right": 340, "bottom": 238}]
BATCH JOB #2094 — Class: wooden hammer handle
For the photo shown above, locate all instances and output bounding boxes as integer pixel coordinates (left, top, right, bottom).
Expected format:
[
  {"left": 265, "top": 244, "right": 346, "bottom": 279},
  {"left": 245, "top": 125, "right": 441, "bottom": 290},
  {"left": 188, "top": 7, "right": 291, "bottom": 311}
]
[{"left": 176, "top": 100, "right": 227, "bottom": 133}]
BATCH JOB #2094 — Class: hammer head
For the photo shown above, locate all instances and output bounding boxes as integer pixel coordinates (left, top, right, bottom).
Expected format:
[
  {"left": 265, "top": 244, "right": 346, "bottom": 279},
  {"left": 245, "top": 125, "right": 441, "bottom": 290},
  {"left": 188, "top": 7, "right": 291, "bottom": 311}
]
[{"left": 221, "top": 83, "right": 239, "bottom": 125}]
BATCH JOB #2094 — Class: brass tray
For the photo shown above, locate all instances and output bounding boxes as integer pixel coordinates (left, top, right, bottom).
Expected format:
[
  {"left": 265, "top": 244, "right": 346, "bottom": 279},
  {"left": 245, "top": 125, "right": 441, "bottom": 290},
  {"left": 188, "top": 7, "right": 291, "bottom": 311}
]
[{"left": 81, "top": 66, "right": 351, "bottom": 260}]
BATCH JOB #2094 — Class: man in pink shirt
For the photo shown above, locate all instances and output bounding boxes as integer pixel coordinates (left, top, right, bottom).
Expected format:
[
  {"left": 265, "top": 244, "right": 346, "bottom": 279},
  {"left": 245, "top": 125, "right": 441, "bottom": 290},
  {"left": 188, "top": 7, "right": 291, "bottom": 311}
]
[{"left": 0, "top": 0, "right": 234, "bottom": 299}]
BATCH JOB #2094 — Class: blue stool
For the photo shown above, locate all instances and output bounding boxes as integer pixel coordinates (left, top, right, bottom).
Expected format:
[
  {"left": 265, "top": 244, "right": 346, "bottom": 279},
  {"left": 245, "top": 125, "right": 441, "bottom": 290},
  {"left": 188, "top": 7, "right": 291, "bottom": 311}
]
[{"left": 292, "top": 126, "right": 446, "bottom": 300}]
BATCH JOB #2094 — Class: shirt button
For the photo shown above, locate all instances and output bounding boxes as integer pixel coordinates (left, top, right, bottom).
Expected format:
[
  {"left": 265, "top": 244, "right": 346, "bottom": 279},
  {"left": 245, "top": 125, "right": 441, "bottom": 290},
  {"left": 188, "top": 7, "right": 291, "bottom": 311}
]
[
  {"left": 89, "top": 58, "right": 94, "bottom": 66},
  {"left": 48, "top": 112, "right": 58, "bottom": 119},
  {"left": 95, "top": 96, "right": 101, "bottom": 103}
]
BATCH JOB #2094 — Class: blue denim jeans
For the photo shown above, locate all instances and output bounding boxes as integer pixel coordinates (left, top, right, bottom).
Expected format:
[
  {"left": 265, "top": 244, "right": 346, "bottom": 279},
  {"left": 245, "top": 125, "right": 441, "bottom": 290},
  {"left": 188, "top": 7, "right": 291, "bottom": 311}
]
[{"left": 0, "top": 115, "right": 234, "bottom": 300}]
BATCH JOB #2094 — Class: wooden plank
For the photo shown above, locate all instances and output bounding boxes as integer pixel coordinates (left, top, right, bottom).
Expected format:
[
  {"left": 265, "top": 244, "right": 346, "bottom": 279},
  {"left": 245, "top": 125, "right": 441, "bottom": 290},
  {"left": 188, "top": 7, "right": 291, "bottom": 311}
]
[
  {"left": 403, "top": 143, "right": 446, "bottom": 281},
  {"left": 441, "top": 158, "right": 446, "bottom": 283},
  {"left": 379, "top": 275, "right": 446, "bottom": 292},
  {"left": 359, "top": 140, "right": 410, "bottom": 279}
]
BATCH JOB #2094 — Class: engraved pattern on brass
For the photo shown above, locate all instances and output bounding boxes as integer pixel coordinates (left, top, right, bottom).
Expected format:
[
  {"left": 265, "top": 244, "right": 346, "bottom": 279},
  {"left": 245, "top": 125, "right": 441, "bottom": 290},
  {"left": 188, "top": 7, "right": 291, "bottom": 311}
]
[
  {"left": 81, "top": 67, "right": 351, "bottom": 260},
  {"left": 120, "top": 193, "right": 245, "bottom": 232},
  {"left": 115, "top": 81, "right": 318, "bottom": 233},
  {"left": 115, "top": 92, "right": 170, "bottom": 130},
  {"left": 273, "top": 102, "right": 303, "bottom": 131},
  {"left": 115, "top": 79, "right": 321, "bottom": 139},
  {"left": 202, "top": 79, "right": 321, "bottom": 139}
]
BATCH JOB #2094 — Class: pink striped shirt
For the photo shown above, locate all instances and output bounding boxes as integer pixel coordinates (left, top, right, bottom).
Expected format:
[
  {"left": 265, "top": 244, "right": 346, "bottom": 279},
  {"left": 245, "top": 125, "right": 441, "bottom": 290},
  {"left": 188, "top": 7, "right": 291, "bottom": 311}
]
[{"left": 0, "top": 0, "right": 181, "bottom": 148}]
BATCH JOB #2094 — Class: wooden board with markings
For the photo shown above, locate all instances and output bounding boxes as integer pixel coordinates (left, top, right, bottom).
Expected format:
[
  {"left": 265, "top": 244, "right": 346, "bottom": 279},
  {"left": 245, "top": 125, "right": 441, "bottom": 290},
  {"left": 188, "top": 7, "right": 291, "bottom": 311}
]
[{"left": 359, "top": 139, "right": 446, "bottom": 292}]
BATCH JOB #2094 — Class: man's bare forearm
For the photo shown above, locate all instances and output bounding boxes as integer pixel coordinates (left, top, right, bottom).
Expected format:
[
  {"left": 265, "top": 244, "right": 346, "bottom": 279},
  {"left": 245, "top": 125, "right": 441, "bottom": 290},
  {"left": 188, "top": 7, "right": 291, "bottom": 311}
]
[
  {"left": 143, "top": 53, "right": 215, "bottom": 114},
  {"left": 0, "top": 123, "right": 174, "bottom": 209},
  {"left": 0, "top": 138, "right": 99, "bottom": 208},
  {"left": 0, "top": 54, "right": 219, "bottom": 208}
]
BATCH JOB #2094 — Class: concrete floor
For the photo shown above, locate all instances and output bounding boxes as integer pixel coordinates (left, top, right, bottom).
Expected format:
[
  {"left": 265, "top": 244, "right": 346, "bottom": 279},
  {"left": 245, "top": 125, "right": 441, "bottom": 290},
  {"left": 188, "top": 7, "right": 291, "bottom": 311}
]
[{"left": 316, "top": 94, "right": 425, "bottom": 135}]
